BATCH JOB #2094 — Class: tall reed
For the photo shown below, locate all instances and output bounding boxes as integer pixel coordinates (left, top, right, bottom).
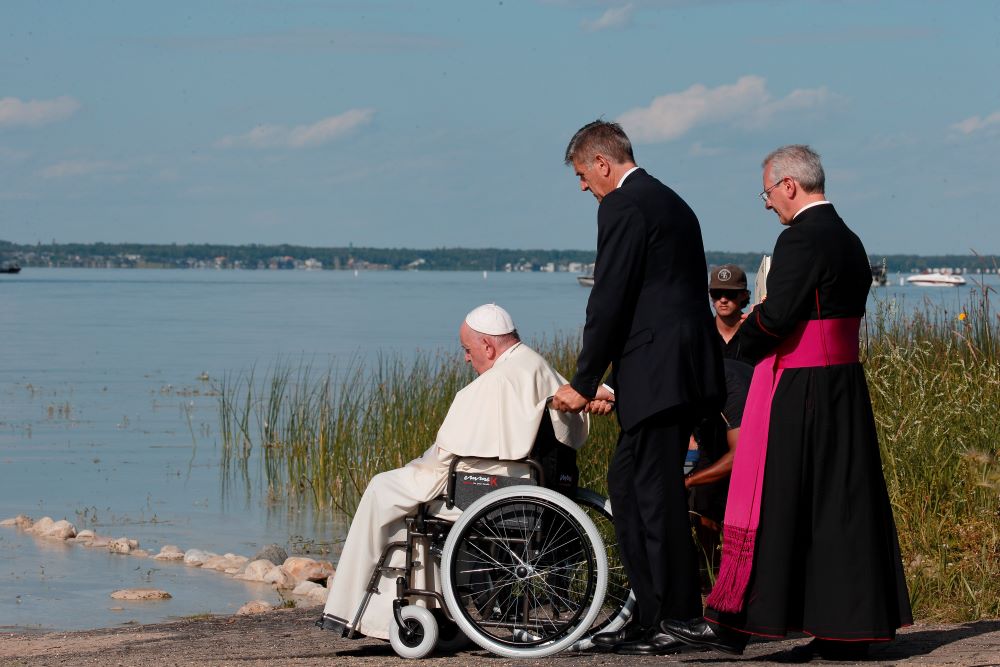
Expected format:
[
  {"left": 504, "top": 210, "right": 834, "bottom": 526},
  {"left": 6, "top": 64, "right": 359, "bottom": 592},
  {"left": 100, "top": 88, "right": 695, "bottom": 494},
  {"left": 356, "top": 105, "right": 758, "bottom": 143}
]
[
  {"left": 865, "top": 281, "right": 1000, "bottom": 621},
  {"left": 218, "top": 286, "right": 1000, "bottom": 621},
  {"left": 219, "top": 353, "right": 474, "bottom": 514}
]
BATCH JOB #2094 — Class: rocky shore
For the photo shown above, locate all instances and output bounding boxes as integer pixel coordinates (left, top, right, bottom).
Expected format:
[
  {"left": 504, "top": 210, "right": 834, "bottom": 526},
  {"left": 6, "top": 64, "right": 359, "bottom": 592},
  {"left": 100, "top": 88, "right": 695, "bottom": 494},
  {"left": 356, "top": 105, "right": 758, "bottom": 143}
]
[
  {"left": 0, "top": 514, "right": 333, "bottom": 615},
  {"left": 1, "top": 605, "right": 998, "bottom": 666},
  {"left": 4, "top": 514, "right": 999, "bottom": 665}
]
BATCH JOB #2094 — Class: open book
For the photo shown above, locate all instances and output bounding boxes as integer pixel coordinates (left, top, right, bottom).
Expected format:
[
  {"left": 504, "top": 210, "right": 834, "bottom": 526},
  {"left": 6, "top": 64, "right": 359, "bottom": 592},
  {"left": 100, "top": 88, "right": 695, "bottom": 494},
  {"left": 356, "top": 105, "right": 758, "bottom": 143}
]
[{"left": 754, "top": 254, "right": 771, "bottom": 306}]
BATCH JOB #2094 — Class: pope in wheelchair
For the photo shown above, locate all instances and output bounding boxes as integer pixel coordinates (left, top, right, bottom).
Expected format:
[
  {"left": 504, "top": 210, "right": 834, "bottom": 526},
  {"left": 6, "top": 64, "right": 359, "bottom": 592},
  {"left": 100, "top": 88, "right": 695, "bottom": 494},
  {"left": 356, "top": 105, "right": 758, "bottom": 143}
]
[{"left": 317, "top": 304, "right": 611, "bottom": 656}]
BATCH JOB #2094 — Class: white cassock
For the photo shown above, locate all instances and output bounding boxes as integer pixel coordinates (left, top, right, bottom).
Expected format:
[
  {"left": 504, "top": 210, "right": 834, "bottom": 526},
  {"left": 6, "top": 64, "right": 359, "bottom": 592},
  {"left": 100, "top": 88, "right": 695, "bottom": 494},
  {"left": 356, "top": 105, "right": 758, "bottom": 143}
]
[{"left": 320, "top": 342, "right": 588, "bottom": 639}]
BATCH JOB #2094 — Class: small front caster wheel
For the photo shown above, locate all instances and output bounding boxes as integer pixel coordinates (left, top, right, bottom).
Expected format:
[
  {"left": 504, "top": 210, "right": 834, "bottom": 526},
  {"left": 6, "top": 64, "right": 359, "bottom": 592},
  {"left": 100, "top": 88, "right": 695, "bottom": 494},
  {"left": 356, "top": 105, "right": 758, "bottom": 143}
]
[{"left": 389, "top": 605, "right": 439, "bottom": 659}]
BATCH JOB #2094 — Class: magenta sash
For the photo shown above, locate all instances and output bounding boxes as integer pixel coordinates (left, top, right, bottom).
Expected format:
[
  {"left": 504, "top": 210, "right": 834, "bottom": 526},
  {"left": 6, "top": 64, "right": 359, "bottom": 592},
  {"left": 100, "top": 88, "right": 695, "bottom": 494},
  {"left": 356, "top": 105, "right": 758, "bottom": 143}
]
[{"left": 705, "top": 317, "right": 861, "bottom": 613}]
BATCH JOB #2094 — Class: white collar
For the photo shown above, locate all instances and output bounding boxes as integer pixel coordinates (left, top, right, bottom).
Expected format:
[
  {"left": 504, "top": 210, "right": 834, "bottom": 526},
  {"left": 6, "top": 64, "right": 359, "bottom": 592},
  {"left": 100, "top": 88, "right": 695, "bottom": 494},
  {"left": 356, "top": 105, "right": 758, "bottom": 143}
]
[
  {"left": 792, "top": 200, "right": 831, "bottom": 220},
  {"left": 617, "top": 167, "right": 639, "bottom": 189},
  {"left": 493, "top": 341, "right": 521, "bottom": 365}
]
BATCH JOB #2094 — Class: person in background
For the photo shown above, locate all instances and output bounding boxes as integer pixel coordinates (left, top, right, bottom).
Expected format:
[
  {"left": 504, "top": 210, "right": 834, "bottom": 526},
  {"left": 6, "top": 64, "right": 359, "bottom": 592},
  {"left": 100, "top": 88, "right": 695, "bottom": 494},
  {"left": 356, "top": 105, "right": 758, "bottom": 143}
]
[
  {"left": 664, "top": 145, "right": 912, "bottom": 661},
  {"left": 708, "top": 263, "right": 751, "bottom": 363},
  {"left": 685, "top": 358, "right": 752, "bottom": 588}
]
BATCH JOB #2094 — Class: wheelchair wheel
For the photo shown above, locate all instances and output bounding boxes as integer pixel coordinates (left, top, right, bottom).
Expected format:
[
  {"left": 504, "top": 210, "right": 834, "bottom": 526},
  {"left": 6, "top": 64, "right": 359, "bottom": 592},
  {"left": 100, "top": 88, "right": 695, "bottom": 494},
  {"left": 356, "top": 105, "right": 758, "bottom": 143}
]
[
  {"left": 389, "top": 605, "right": 439, "bottom": 659},
  {"left": 569, "top": 488, "right": 636, "bottom": 651},
  {"left": 431, "top": 609, "right": 471, "bottom": 654},
  {"left": 440, "top": 485, "right": 607, "bottom": 658}
]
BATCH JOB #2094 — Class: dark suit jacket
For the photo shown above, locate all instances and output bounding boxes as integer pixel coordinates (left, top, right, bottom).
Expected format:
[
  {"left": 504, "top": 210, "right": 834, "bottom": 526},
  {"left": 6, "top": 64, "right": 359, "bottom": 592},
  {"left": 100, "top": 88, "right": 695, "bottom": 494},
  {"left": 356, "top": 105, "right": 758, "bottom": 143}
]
[{"left": 570, "top": 168, "right": 724, "bottom": 431}]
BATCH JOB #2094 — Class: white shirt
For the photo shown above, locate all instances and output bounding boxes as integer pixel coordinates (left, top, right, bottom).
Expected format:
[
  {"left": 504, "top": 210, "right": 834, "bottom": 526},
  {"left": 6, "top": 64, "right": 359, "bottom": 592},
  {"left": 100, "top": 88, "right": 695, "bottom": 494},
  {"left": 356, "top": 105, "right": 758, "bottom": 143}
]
[
  {"left": 617, "top": 166, "right": 640, "bottom": 189},
  {"left": 792, "top": 200, "right": 831, "bottom": 220}
]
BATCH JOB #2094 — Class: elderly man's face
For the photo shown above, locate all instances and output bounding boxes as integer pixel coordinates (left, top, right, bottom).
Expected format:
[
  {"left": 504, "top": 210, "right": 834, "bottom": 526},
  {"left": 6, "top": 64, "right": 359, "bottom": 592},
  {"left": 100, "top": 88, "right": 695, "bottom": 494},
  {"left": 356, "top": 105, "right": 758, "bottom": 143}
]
[
  {"left": 460, "top": 322, "right": 494, "bottom": 375},
  {"left": 573, "top": 155, "right": 615, "bottom": 202},
  {"left": 762, "top": 163, "right": 795, "bottom": 226}
]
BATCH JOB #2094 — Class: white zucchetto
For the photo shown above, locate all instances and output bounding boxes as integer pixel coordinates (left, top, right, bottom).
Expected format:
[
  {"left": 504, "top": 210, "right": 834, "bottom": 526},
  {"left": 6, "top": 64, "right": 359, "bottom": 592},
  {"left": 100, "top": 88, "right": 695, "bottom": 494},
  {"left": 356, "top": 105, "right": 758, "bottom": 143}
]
[{"left": 465, "top": 303, "right": 516, "bottom": 335}]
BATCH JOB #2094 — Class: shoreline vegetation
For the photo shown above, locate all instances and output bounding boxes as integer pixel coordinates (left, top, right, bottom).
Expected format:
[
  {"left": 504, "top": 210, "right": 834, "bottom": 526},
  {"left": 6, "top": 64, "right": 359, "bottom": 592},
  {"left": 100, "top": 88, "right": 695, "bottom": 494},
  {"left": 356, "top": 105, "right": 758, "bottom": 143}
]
[
  {"left": 2, "top": 239, "right": 998, "bottom": 273},
  {"left": 218, "top": 282, "right": 1000, "bottom": 624}
]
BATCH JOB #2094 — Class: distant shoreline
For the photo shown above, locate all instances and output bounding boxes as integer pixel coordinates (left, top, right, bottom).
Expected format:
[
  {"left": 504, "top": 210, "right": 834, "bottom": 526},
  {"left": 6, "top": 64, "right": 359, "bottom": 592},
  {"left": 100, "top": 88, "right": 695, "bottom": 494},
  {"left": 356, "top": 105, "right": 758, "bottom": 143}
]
[{"left": 2, "top": 241, "right": 998, "bottom": 275}]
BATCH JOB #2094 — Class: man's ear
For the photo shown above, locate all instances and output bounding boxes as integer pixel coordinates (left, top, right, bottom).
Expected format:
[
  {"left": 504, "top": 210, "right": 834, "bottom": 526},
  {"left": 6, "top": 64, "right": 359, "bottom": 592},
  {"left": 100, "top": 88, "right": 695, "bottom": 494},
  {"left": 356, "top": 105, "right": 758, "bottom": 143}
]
[
  {"left": 593, "top": 154, "right": 611, "bottom": 177},
  {"left": 782, "top": 176, "right": 797, "bottom": 199},
  {"left": 483, "top": 338, "right": 497, "bottom": 360}
]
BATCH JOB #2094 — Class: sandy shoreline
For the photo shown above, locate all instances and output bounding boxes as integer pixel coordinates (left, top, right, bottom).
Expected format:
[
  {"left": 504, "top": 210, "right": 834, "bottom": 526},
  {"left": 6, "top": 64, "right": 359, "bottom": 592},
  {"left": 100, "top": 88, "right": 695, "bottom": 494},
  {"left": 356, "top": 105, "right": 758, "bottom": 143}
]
[{"left": 2, "top": 607, "right": 999, "bottom": 666}]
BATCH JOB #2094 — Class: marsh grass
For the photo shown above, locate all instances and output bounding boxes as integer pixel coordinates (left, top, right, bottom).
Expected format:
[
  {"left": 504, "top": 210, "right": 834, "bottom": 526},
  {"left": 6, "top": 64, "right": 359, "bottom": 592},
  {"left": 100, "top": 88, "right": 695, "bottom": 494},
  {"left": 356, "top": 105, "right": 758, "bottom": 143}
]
[
  {"left": 865, "top": 279, "right": 1000, "bottom": 621},
  {"left": 219, "top": 287, "right": 1000, "bottom": 621},
  {"left": 219, "top": 354, "right": 473, "bottom": 514}
]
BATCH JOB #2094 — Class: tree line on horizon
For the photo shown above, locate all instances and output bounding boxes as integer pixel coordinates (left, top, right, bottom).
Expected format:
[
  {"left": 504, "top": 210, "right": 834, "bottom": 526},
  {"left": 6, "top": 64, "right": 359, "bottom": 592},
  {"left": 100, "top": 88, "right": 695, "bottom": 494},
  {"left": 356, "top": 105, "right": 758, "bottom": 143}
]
[{"left": 1, "top": 240, "right": 996, "bottom": 273}]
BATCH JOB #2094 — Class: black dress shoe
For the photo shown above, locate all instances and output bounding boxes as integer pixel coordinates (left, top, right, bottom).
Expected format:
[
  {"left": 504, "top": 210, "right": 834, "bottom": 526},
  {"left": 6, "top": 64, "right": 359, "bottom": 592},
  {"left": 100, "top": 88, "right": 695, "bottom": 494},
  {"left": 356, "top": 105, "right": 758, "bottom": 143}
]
[
  {"left": 591, "top": 619, "right": 647, "bottom": 649},
  {"left": 614, "top": 627, "right": 688, "bottom": 656},
  {"left": 661, "top": 617, "right": 747, "bottom": 655}
]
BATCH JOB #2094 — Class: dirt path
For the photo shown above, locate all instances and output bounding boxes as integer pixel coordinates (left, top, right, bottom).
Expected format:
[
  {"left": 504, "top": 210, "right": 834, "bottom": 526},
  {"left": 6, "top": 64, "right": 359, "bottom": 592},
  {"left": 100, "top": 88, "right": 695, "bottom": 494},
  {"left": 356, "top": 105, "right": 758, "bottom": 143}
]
[{"left": 1, "top": 607, "right": 998, "bottom": 666}]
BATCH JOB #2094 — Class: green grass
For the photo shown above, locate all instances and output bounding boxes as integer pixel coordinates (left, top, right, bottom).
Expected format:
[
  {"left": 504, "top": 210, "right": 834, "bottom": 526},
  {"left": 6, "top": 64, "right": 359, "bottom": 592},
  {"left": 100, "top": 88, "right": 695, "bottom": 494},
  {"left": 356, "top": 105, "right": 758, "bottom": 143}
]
[
  {"left": 864, "top": 282, "right": 1000, "bottom": 622},
  {"left": 218, "top": 286, "right": 1000, "bottom": 622}
]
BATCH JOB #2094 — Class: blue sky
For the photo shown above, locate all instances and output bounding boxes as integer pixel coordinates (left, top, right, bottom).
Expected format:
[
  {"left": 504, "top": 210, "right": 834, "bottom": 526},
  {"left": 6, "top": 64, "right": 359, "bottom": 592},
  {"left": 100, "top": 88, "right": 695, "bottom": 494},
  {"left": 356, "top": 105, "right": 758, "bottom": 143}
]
[{"left": 1, "top": 1, "right": 998, "bottom": 254}]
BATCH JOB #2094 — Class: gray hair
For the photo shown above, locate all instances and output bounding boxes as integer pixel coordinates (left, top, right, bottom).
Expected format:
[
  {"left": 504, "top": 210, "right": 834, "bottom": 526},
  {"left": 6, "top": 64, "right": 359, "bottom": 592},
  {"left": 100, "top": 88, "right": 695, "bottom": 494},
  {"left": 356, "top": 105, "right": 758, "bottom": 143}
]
[
  {"left": 487, "top": 330, "right": 521, "bottom": 349},
  {"left": 762, "top": 144, "right": 825, "bottom": 194},
  {"left": 564, "top": 120, "right": 635, "bottom": 166}
]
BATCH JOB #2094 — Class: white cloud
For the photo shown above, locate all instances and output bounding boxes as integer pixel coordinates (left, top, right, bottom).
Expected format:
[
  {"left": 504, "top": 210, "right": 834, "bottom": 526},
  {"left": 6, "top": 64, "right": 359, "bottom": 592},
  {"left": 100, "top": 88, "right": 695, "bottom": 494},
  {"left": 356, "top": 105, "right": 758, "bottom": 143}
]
[
  {"left": 951, "top": 111, "right": 1000, "bottom": 135},
  {"left": 39, "top": 159, "right": 127, "bottom": 179},
  {"left": 582, "top": 4, "right": 634, "bottom": 31},
  {"left": 0, "top": 96, "right": 80, "bottom": 128},
  {"left": 617, "top": 75, "right": 835, "bottom": 143},
  {"left": 216, "top": 109, "right": 375, "bottom": 149},
  {"left": 688, "top": 141, "right": 725, "bottom": 157}
]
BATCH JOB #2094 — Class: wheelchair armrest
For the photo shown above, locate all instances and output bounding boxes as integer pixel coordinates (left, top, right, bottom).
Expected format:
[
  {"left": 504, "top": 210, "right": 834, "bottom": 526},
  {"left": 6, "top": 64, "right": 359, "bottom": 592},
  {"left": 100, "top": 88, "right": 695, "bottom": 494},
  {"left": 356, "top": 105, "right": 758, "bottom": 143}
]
[{"left": 446, "top": 456, "right": 545, "bottom": 509}]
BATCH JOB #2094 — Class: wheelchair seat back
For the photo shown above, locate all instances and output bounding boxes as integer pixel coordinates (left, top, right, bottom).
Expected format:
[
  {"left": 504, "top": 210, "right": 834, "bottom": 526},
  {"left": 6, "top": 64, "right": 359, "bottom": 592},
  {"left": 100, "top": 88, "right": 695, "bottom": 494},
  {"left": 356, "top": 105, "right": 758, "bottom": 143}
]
[{"left": 452, "top": 471, "right": 537, "bottom": 510}]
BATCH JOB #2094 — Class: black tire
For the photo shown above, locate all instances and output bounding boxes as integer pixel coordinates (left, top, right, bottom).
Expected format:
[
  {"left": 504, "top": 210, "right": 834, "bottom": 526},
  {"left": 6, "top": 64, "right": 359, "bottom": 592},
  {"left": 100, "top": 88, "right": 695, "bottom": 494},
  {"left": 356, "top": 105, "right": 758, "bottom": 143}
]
[{"left": 440, "top": 486, "right": 607, "bottom": 658}]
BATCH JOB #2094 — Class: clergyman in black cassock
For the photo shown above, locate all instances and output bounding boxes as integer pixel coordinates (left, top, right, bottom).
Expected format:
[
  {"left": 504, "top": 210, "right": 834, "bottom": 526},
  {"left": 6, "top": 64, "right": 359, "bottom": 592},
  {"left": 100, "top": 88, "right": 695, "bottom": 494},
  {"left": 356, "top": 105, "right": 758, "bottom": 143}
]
[{"left": 669, "top": 145, "right": 911, "bottom": 659}]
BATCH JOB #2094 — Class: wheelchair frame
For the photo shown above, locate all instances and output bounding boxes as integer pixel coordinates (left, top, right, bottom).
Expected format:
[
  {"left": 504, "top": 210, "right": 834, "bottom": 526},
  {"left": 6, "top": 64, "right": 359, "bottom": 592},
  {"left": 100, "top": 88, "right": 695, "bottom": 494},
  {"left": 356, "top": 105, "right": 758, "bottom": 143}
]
[
  {"left": 350, "top": 456, "right": 546, "bottom": 639},
  {"left": 351, "top": 455, "right": 633, "bottom": 659}
]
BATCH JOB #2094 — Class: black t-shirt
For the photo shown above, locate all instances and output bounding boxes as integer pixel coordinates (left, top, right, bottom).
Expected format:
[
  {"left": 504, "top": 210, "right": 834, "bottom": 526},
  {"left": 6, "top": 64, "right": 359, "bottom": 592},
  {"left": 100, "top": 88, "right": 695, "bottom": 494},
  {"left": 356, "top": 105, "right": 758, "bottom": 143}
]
[
  {"left": 690, "top": 359, "right": 752, "bottom": 522},
  {"left": 720, "top": 331, "right": 752, "bottom": 365},
  {"left": 695, "top": 358, "right": 752, "bottom": 465}
]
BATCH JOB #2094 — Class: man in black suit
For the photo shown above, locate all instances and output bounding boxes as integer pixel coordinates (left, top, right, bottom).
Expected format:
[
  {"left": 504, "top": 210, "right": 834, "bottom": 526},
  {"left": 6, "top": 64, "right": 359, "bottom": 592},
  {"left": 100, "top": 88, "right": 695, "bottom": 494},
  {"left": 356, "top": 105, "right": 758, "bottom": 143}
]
[{"left": 551, "top": 120, "right": 724, "bottom": 655}]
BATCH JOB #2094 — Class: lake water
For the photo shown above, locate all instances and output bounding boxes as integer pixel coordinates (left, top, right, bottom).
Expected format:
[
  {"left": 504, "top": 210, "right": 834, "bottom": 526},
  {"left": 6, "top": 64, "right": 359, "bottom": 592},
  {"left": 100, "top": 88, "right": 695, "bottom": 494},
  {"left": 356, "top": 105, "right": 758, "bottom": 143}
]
[{"left": 0, "top": 267, "right": 995, "bottom": 631}]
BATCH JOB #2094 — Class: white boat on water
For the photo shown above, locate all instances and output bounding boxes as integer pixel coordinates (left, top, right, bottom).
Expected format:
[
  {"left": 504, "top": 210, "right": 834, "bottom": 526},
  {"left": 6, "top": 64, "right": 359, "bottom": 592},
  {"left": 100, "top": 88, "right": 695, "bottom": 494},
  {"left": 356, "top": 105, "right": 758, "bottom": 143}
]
[
  {"left": 905, "top": 273, "right": 967, "bottom": 287},
  {"left": 577, "top": 275, "right": 594, "bottom": 287}
]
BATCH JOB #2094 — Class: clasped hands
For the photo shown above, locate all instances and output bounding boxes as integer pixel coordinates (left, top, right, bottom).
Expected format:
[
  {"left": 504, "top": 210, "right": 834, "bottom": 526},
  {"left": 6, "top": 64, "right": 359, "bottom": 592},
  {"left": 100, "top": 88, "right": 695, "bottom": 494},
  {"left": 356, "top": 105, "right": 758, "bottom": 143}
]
[{"left": 550, "top": 384, "right": 615, "bottom": 415}]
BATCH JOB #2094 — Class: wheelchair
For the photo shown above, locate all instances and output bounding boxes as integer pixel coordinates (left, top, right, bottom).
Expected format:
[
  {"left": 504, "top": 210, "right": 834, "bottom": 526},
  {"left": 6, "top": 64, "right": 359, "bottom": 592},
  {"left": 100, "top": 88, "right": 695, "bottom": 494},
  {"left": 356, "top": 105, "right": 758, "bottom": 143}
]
[{"left": 357, "top": 455, "right": 635, "bottom": 659}]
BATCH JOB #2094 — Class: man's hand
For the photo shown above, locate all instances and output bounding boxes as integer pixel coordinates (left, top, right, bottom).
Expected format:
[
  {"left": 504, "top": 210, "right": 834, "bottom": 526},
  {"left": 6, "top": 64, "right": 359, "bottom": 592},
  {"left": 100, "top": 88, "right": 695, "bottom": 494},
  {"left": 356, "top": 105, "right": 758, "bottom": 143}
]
[
  {"left": 584, "top": 384, "right": 616, "bottom": 415},
  {"left": 551, "top": 384, "right": 589, "bottom": 413},
  {"left": 584, "top": 399, "right": 615, "bottom": 415}
]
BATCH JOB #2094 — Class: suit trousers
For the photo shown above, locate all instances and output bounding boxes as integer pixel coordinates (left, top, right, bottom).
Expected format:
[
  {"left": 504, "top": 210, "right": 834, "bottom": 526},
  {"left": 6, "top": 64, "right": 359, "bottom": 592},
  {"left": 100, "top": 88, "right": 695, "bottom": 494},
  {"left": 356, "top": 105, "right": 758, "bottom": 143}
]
[{"left": 608, "top": 406, "right": 701, "bottom": 627}]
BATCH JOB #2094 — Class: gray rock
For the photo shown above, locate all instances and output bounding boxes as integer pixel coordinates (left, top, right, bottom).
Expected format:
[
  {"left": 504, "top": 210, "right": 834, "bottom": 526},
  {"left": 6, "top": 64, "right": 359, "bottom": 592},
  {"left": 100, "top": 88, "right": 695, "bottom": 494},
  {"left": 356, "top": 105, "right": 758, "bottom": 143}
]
[
  {"left": 44, "top": 520, "right": 77, "bottom": 540},
  {"left": 183, "top": 548, "right": 215, "bottom": 566},
  {"left": 236, "top": 600, "right": 272, "bottom": 615},
  {"left": 252, "top": 544, "right": 288, "bottom": 565},
  {"left": 153, "top": 545, "right": 185, "bottom": 561},
  {"left": 108, "top": 537, "right": 134, "bottom": 554},
  {"left": 236, "top": 559, "right": 276, "bottom": 582},
  {"left": 262, "top": 567, "right": 294, "bottom": 589},
  {"left": 1, "top": 515, "right": 34, "bottom": 529},
  {"left": 26, "top": 516, "right": 55, "bottom": 535}
]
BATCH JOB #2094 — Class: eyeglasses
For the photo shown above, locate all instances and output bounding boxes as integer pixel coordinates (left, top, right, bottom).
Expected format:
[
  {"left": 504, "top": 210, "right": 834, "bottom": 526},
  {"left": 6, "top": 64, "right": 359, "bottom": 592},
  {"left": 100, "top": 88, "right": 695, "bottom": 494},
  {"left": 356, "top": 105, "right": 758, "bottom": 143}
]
[
  {"left": 758, "top": 178, "right": 786, "bottom": 203},
  {"left": 710, "top": 289, "right": 743, "bottom": 301}
]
